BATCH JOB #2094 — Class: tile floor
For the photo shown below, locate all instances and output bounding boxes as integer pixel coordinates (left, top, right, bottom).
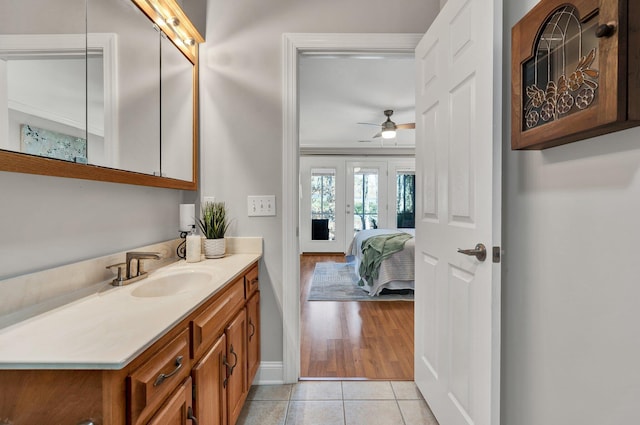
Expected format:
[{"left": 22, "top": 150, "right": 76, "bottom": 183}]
[{"left": 238, "top": 381, "right": 440, "bottom": 425}]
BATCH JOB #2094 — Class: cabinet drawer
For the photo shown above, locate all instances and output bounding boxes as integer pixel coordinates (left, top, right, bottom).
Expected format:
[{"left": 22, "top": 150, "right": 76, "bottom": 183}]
[
  {"left": 191, "top": 276, "right": 245, "bottom": 359},
  {"left": 146, "top": 376, "right": 193, "bottom": 425},
  {"left": 244, "top": 264, "right": 259, "bottom": 299},
  {"left": 128, "top": 328, "right": 191, "bottom": 425}
]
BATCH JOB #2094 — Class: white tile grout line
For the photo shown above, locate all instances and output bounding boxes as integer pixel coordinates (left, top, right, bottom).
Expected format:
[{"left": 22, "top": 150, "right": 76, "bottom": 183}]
[
  {"left": 343, "top": 382, "right": 349, "bottom": 425},
  {"left": 396, "top": 398, "right": 408, "bottom": 425},
  {"left": 282, "top": 399, "right": 290, "bottom": 425}
]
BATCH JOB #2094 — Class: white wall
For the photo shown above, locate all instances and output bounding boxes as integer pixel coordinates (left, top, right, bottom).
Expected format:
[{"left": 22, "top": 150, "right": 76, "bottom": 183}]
[
  {"left": 0, "top": 171, "right": 185, "bottom": 280},
  {"left": 502, "top": 1, "right": 640, "bottom": 423},
  {"left": 199, "top": 0, "right": 439, "bottom": 366}
]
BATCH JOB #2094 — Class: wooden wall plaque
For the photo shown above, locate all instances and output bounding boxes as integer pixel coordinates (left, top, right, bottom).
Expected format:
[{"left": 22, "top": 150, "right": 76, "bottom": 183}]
[{"left": 511, "top": 0, "right": 639, "bottom": 150}]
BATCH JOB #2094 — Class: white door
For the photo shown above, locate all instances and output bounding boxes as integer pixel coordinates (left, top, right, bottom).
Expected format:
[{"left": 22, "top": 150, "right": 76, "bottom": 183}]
[
  {"left": 299, "top": 156, "right": 346, "bottom": 253},
  {"left": 345, "top": 161, "right": 388, "bottom": 250},
  {"left": 414, "top": 0, "right": 501, "bottom": 424}
]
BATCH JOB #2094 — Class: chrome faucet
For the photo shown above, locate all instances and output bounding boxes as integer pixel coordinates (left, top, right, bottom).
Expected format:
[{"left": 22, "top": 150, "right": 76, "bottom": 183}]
[{"left": 106, "top": 251, "right": 161, "bottom": 286}]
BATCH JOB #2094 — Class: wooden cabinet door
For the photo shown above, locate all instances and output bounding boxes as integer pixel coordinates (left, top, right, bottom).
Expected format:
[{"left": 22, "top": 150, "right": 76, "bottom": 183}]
[
  {"left": 246, "top": 292, "right": 260, "bottom": 386},
  {"left": 192, "top": 333, "right": 228, "bottom": 425},
  {"left": 225, "top": 309, "right": 247, "bottom": 425},
  {"left": 147, "top": 376, "right": 194, "bottom": 425}
]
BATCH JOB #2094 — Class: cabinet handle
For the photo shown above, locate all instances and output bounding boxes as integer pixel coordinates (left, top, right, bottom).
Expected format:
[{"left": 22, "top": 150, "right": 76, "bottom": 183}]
[
  {"left": 250, "top": 278, "right": 258, "bottom": 287},
  {"left": 223, "top": 345, "right": 238, "bottom": 376},
  {"left": 222, "top": 355, "right": 229, "bottom": 388},
  {"left": 187, "top": 406, "right": 199, "bottom": 425},
  {"left": 248, "top": 319, "right": 255, "bottom": 341},
  {"left": 77, "top": 421, "right": 95, "bottom": 425},
  {"left": 153, "top": 355, "right": 184, "bottom": 387},
  {"left": 595, "top": 22, "right": 616, "bottom": 38}
]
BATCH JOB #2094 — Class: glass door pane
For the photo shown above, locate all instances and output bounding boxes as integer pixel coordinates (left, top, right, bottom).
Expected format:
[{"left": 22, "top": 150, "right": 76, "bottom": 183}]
[
  {"left": 311, "top": 168, "right": 336, "bottom": 241},
  {"left": 396, "top": 171, "right": 415, "bottom": 228},
  {"left": 353, "top": 167, "right": 379, "bottom": 232}
]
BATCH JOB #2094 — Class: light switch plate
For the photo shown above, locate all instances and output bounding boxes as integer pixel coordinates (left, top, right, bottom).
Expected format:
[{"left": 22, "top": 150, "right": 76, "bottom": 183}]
[{"left": 248, "top": 195, "right": 276, "bottom": 216}]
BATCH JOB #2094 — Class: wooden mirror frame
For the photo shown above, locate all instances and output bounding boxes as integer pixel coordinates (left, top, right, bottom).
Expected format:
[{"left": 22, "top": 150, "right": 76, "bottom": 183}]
[{"left": 0, "top": 0, "right": 203, "bottom": 190}]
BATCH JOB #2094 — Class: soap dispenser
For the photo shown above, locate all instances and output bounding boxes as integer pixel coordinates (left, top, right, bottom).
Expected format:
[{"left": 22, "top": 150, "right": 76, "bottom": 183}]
[{"left": 186, "top": 226, "right": 201, "bottom": 263}]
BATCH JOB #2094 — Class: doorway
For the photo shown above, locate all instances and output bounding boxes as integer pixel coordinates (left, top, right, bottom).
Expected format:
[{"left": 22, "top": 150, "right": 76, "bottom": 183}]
[
  {"left": 281, "top": 33, "right": 423, "bottom": 383},
  {"left": 298, "top": 156, "right": 416, "bottom": 379}
]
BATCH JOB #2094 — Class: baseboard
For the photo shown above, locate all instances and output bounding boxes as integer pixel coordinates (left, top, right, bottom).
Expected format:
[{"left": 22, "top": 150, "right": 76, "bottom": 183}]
[{"left": 252, "top": 361, "right": 285, "bottom": 385}]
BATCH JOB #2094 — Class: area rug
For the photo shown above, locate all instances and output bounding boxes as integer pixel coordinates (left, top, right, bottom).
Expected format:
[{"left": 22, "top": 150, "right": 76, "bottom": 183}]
[{"left": 307, "top": 261, "right": 414, "bottom": 301}]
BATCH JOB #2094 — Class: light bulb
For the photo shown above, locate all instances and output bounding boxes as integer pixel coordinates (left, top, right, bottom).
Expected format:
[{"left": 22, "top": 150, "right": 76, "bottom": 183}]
[{"left": 381, "top": 129, "right": 396, "bottom": 139}]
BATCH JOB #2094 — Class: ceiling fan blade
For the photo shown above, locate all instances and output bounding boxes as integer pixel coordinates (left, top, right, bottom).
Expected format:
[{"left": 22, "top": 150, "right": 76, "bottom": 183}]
[
  {"left": 372, "top": 132, "right": 382, "bottom": 138},
  {"left": 357, "top": 122, "right": 381, "bottom": 126},
  {"left": 396, "top": 123, "right": 416, "bottom": 130}
]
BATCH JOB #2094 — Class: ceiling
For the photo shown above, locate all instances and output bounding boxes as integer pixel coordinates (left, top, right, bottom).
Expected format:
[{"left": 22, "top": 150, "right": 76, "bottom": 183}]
[{"left": 298, "top": 53, "right": 415, "bottom": 151}]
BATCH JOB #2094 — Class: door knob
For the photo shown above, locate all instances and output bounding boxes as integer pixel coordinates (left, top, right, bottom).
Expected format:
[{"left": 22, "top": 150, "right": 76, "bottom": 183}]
[{"left": 457, "top": 243, "right": 487, "bottom": 262}]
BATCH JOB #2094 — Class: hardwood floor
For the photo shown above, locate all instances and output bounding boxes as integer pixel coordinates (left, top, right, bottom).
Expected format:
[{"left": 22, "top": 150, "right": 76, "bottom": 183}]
[{"left": 299, "top": 254, "right": 414, "bottom": 380}]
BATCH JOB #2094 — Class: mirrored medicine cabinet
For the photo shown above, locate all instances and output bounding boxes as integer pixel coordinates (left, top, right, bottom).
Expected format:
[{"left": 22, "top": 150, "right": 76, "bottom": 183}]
[{"left": 0, "top": 0, "right": 203, "bottom": 189}]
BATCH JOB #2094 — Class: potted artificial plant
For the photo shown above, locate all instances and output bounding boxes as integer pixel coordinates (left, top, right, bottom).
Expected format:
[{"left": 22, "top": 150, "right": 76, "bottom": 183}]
[{"left": 197, "top": 201, "right": 230, "bottom": 258}]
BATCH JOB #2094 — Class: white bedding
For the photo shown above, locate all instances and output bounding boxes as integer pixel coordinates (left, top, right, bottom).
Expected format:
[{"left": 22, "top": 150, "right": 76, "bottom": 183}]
[{"left": 348, "top": 228, "right": 415, "bottom": 296}]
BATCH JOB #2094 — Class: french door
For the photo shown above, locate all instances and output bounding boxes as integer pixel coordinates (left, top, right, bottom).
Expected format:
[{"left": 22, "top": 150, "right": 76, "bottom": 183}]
[
  {"left": 300, "top": 157, "right": 413, "bottom": 253},
  {"left": 344, "top": 161, "right": 387, "bottom": 250},
  {"left": 299, "top": 157, "right": 346, "bottom": 253}
]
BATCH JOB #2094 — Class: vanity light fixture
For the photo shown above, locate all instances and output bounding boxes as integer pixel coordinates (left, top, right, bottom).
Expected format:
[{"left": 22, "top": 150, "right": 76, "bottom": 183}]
[{"left": 135, "top": 0, "right": 204, "bottom": 63}]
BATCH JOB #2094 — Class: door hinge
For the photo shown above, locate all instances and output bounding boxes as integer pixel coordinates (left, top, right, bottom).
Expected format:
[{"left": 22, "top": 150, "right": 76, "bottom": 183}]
[{"left": 492, "top": 246, "right": 501, "bottom": 263}]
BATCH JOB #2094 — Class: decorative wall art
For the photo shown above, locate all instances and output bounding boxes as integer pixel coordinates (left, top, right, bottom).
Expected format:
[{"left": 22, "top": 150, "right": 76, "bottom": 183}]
[
  {"left": 511, "top": 0, "right": 639, "bottom": 150},
  {"left": 20, "top": 124, "right": 87, "bottom": 163}
]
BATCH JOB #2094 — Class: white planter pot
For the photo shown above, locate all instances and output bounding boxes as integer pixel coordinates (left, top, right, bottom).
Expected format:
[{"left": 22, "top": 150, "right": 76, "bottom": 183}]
[{"left": 203, "top": 238, "right": 225, "bottom": 259}]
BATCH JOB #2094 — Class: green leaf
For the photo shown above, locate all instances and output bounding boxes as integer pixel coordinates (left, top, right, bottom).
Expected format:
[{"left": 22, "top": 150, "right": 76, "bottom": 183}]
[{"left": 196, "top": 201, "right": 230, "bottom": 239}]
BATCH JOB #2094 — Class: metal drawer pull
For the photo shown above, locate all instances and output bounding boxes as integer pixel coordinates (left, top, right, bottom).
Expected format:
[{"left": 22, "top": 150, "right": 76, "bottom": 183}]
[
  {"left": 153, "top": 355, "right": 184, "bottom": 387},
  {"left": 77, "top": 421, "right": 95, "bottom": 425},
  {"left": 223, "top": 345, "right": 238, "bottom": 376},
  {"left": 188, "top": 406, "right": 199, "bottom": 425},
  {"left": 457, "top": 243, "right": 487, "bottom": 262},
  {"left": 250, "top": 278, "right": 258, "bottom": 287},
  {"left": 248, "top": 319, "right": 255, "bottom": 341}
]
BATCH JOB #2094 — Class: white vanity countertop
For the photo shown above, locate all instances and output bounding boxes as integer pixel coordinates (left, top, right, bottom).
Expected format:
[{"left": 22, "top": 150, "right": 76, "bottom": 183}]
[{"left": 0, "top": 253, "right": 260, "bottom": 370}]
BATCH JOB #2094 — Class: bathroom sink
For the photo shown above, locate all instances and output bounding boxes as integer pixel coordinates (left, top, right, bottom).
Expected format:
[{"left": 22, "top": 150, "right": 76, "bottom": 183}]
[{"left": 130, "top": 270, "right": 215, "bottom": 298}]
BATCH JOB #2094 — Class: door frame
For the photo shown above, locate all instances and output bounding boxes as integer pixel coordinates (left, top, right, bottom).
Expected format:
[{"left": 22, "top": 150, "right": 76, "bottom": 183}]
[{"left": 281, "top": 33, "right": 423, "bottom": 383}]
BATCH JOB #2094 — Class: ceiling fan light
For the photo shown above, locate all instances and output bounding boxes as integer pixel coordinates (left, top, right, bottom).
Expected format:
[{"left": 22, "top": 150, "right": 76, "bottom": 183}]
[{"left": 381, "top": 129, "right": 396, "bottom": 139}]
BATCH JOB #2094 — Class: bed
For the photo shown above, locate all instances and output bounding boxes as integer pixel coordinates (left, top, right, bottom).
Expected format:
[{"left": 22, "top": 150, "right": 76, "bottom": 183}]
[{"left": 347, "top": 228, "right": 415, "bottom": 296}]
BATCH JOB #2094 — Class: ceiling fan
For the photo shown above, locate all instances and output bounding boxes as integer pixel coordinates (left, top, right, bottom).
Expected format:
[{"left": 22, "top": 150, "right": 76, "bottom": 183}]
[{"left": 358, "top": 109, "right": 415, "bottom": 139}]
